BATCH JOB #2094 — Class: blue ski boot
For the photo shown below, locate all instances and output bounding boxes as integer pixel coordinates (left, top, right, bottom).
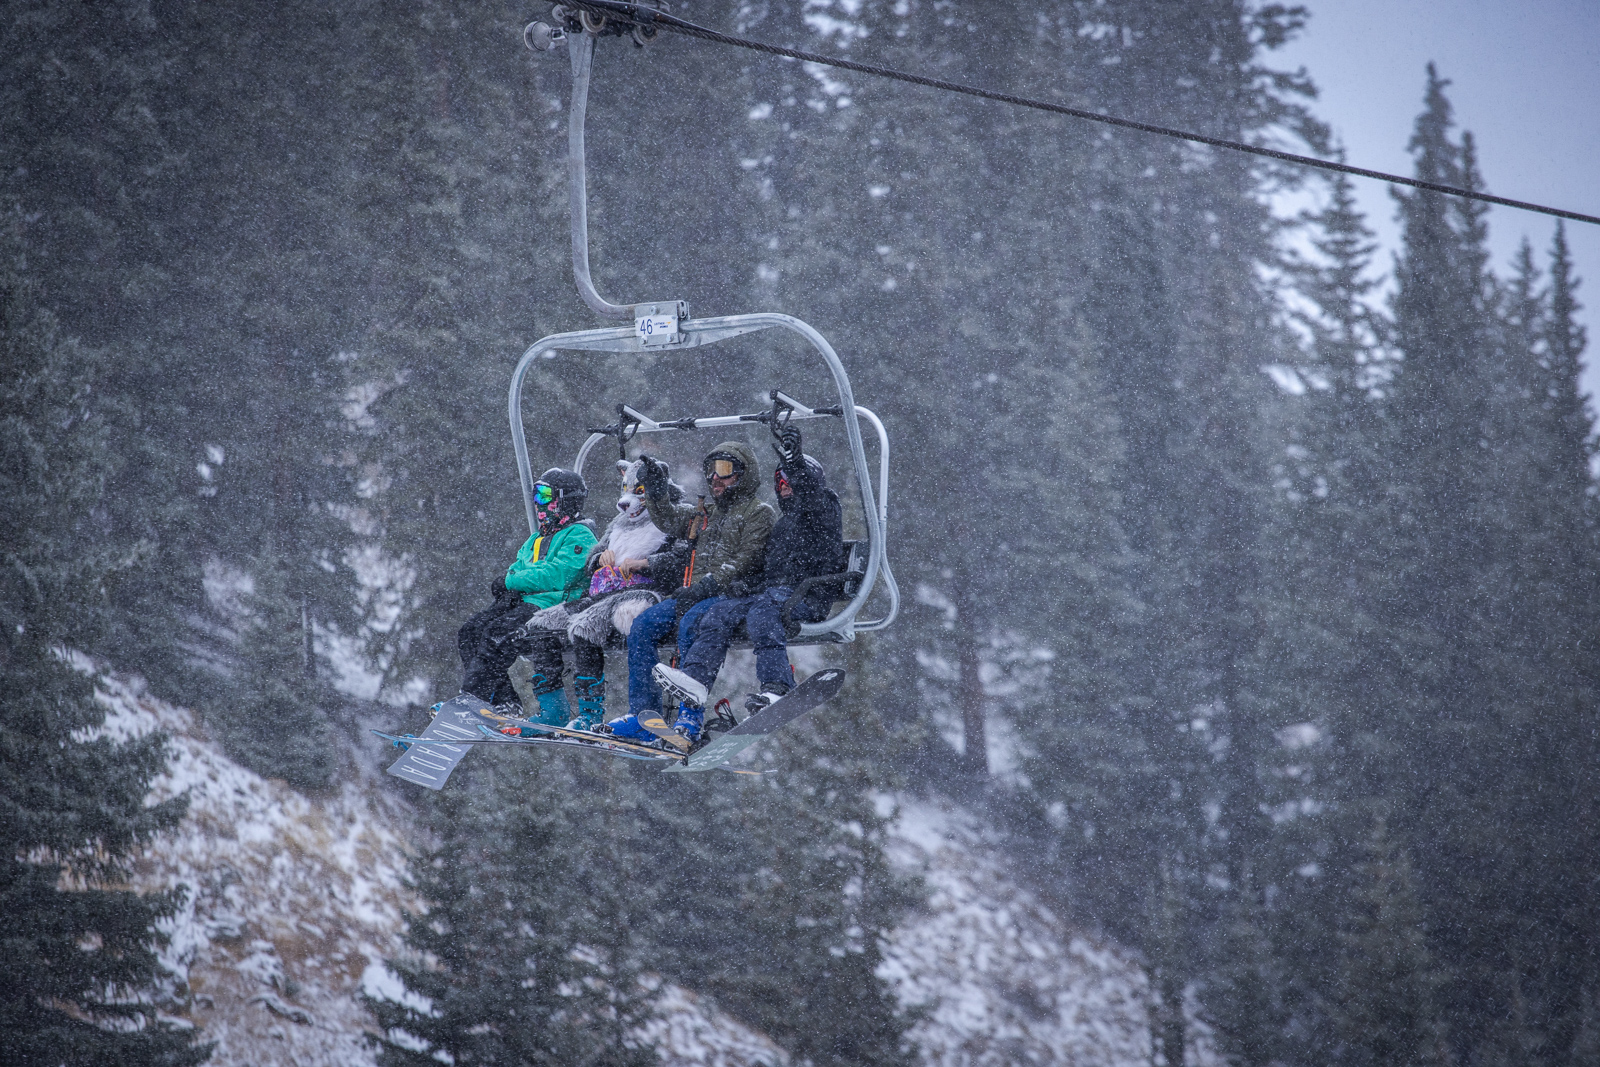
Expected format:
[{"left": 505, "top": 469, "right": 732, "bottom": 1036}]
[
  {"left": 673, "top": 703, "right": 705, "bottom": 745},
  {"left": 568, "top": 675, "right": 606, "bottom": 732},
  {"left": 499, "top": 672, "right": 568, "bottom": 737},
  {"left": 592, "top": 713, "right": 657, "bottom": 742}
]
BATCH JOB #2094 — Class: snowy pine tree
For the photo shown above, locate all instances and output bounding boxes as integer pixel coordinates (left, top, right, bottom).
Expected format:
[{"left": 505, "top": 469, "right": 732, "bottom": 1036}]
[
  {"left": 0, "top": 275, "right": 209, "bottom": 1067},
  {"left": 1330, "top": 818, "right": 1443, "bottom": 1067},
  {"left": 370, "top": 756, "right": 653, "bottom": 1067}
]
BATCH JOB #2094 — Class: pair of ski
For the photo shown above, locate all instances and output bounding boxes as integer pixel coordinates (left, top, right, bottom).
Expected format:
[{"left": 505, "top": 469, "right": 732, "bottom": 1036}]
[{"left": 380, "top": 667, "right": 845, "bottom": 790}]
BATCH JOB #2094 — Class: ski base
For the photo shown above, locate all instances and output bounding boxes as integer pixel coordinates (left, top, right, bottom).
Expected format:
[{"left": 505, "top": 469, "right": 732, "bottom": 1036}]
[
  {"left": 492, "top": 717, "right": 776, "bottom": 774},
  {"left": 492, "top": 714, "right": 688, "bottom": 762},
  {"left": 382, "top": 695, "right": 491, "bottom": 790},
  {"left": 473, "top": 724, "right": 678, "bottom": 762}
]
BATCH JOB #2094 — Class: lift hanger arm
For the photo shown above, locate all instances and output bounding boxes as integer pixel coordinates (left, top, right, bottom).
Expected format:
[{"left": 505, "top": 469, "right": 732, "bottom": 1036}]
[{"left": 565, "top": 33, "right": 633, "bottom": 319}]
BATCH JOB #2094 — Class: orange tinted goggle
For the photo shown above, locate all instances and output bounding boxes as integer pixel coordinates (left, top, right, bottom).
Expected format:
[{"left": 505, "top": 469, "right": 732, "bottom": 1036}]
[{"left": 705, "top": 457, "right": 743, "bottom": 479}]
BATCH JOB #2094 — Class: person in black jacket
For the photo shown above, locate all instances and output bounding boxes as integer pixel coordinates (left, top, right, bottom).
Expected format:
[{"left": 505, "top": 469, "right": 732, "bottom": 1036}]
[{"left": 653, "top": 422, "right": 845, "bottom": 721}]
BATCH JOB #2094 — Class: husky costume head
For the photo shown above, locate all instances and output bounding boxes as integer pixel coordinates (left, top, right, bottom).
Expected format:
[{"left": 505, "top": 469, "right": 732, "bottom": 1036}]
[
  {"left": 597, "top": 458, "right": 681, "bottom": 566},
  {"left": 614, "top": 457, "right": 681, "bottom": 522}
]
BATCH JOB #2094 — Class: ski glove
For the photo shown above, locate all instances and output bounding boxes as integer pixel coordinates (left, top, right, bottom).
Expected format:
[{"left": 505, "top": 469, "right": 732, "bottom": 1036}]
[
  {"left": 772, "top": 424, "right": 803, "bottom": 467},
  {"left": 489, "top": 576, "right": 513, "bottom": 600},
  {"left": 638, "top": 454, "right": 670, "bottom": 499},
  {"left": 724, "top": 578, "right": 751, "bottom": 599},
  {"left": 676, "top": 576, "right": 720, "bottom": 605}
]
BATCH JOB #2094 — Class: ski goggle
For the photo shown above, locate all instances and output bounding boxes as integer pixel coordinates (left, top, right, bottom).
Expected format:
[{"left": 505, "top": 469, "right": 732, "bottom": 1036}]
[
  {"left": 774, "top": 469, "right": 791, "bottom": 493},
  {"left": 704, "top": 456, "right": 744, "bottom": 480},
  {"left": 533, "top": 483, "right": 561, "bottom": 505}
]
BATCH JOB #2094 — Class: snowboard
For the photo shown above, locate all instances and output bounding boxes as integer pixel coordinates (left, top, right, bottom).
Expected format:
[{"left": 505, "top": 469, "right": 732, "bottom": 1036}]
[
  {"left": 382, "top": 694, "right": 495, "bottom": 790},
  {"left": 666, "top": 666, "right": 847, "bottom": 774}
]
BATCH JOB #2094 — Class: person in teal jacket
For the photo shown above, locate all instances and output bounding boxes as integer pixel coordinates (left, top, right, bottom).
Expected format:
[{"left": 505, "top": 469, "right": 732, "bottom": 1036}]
[{"left": 456, "top": 468, "right": 596, "bottom": 704}]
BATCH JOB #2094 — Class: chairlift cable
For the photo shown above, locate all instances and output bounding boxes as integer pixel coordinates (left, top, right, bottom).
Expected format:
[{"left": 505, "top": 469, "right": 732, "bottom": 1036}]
[{"left": 551, "top": 0, "right": 1600, "bottom": 228}]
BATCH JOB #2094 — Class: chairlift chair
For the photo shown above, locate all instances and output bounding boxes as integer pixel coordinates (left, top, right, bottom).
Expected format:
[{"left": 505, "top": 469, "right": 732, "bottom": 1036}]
[{"left": 511, "top": 12, "right": 898, "bottom": 643}]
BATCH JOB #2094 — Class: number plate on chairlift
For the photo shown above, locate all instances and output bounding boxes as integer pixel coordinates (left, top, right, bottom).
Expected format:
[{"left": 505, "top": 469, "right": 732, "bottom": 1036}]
[{"left": 635, "top": 301, "right": 687, "bottom": 347}]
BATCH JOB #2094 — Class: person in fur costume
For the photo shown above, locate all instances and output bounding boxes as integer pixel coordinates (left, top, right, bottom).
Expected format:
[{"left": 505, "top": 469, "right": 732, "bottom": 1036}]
[{"left": 500, "top": 457, "right": 687, "bottom": 730}]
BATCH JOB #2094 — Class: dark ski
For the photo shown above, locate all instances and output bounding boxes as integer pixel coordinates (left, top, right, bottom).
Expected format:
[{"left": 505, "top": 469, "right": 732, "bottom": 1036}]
[
  {"left": 491, "top": 713, "right": 688, "bottom": 762},
  {"left": 472, "top": 724, "right": 678, "bottom": 762}
]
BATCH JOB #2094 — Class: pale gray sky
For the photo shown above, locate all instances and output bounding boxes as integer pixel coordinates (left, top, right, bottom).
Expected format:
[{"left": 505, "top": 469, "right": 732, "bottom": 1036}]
[{"left": 1273, "top": 0, "right": 1599, "bottom": 398}]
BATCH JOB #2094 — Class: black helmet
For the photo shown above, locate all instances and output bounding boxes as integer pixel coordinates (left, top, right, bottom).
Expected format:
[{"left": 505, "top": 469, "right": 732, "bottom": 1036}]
[{"left": 535, "top": 468, "right": 588, "bottom": 514}]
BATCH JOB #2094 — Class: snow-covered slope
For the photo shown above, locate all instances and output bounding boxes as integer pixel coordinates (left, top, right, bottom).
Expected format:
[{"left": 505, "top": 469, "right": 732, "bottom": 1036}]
[
  {"left": 880, "top": 796, "right": 1218, "bottom": 1067},
  {"left": 100, "top": 673, "right": 418, "bottom": 1066},
  {"left": 99, "top": 671, "right": 1209, "bottom": 1066},
  {"left": 97, "top": 672, "right": 788, "bottom": 1067}
]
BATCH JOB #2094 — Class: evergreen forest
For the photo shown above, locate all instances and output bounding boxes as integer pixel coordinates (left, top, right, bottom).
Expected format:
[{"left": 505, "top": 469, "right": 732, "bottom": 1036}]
[{"left": 2, "top": 2, "right": 1595, "bottom": 1065}]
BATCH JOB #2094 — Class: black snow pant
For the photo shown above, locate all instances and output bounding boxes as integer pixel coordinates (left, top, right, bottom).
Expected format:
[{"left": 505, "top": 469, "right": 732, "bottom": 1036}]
[
  {"left": 458, "top": 597, "right": 537, "bottom": 703},
  {"left": 520, "top": 628, "right": 605, "bottom": 695}
]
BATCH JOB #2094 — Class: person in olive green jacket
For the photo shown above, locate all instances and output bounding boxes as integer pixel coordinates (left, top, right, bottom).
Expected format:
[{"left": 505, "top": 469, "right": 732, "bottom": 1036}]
[
  {"left": 456, "top": 468, "right": 595, "bottom": 704},
  {"left": 595, "top": 440, "right": 776, "bottom": 748}
]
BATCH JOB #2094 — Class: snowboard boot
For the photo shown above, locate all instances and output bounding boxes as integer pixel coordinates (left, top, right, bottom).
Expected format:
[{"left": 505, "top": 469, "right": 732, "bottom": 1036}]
[
  {"left": 653, "top": 663, "right": 709, "bottom": 709},
  {"left": 568, "top": 675, "right": 606, "bottom": 732},
  {"left": 672, "top": 703, "right": 705, "bottom": 745},
  {"left": 743, "top": 682, "right": 791, "bottom": 716}
]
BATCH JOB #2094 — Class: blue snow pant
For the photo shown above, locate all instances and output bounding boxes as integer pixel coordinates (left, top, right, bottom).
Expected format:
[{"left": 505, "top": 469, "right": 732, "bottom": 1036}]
[
  {"left": 678, "top": 586, "right": 826, "bottom": 693},
  {"left": 626, "top": 596, "right": 717, "bottom": 716}
]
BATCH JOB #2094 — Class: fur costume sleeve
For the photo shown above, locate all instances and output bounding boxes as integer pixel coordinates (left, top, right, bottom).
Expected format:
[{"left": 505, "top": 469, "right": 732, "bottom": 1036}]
[{"left": 643, "top": 492, "right": 696, "bottom": 542}]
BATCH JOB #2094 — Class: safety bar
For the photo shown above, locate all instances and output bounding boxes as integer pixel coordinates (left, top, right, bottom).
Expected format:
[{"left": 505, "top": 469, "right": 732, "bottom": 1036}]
[
  {"left": 574, "top": 402, "right": 840, "bottom": 471},
  {"left": 509, "top": 312, "right": 896, "bottom": 640},
  {"left": 571, "top": 401, "right": 896, "bottom": 631}
]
